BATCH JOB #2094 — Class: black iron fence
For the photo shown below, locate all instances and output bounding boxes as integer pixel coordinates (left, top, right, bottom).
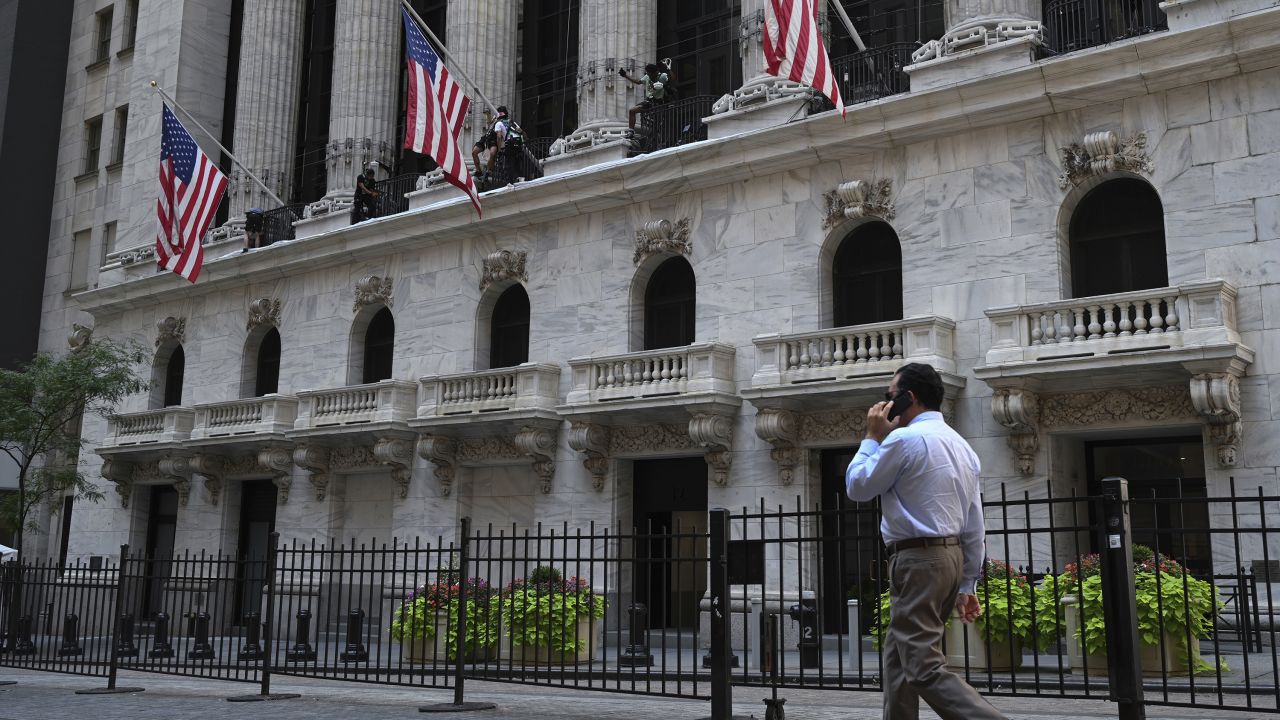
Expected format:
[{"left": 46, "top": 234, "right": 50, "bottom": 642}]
[
  {"left": 1043, "top": 0, "right": 1168, "bottom": 54},
  {"left": 260, "top": 204, "right": 303, "bottom": 245},
  {"left": 635, "top": 95, "right": 715, "bottom": 155},
  {"left": 373, "top": 174, "right": 422, "bottom": 218},
  {"left": 3, "top": 477, "right": 1280, "bottom": 718},
  {"left": 831, "top": 42, "right": 915, "bottom": 106}
]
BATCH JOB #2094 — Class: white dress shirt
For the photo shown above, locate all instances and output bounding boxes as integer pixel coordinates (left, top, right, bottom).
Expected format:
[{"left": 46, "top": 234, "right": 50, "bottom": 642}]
[{"left": 845, "top": 411, "right": 985, "bottom": 593}]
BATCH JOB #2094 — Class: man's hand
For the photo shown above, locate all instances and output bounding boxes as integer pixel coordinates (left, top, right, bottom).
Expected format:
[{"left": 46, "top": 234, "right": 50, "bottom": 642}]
[
  {"left": 865, "top": 401, "right": 899, "bottom": 443},
  {"left": 956, "top": 593, "right": 982, "bottom": 624}
]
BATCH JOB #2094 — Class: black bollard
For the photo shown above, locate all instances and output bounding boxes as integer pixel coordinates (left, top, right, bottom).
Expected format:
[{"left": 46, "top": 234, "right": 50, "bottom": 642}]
[
  {"left": 58, "top": 613, "right": 84, "bottom": 657},
  {"left": 618, "top": 602, "right": 654, "bottom": 666},
  {"left": 238, "top": 611, "right": 263, "bottom": 661},
  {"left": 285, "top": 608, "right": 316, "bottom": 662},
  {"left": 149, "top": 611, "right": 175, "bottom": 658},
  {"left": 12, "top": 615, "right": 35, "bottom": 656},
  {"left": 187, "top": 610, "right": 215, "bottom": 660},
  {"left": 339, "top": 608, "right": 368, "bottom": 662},
  {"left": 115, "top": 612, "right": 139, "bottom": 657}
]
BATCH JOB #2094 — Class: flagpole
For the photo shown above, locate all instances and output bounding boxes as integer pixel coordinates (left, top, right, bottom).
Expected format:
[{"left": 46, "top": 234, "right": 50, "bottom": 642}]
[
  {"left": 399, "top": 0, "right": 500, "bottom": 117},
  {"left": 148, "top": 80, "right": 290, "bottom": 212},
  {"left": 828, "top": 0, "right": 867, "bottom": 52}
]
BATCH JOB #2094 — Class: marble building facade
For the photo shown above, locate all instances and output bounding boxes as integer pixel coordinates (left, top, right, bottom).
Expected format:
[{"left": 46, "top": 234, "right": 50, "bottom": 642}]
[{"left": 30, "top": 0, "right": 1280, "bottom": 626}]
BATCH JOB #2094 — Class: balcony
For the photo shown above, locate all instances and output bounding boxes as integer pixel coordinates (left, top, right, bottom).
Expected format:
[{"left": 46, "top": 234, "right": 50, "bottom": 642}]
[
  {"left": 632, "top": 95, "right": 715, "bottom": 156},
  {"left": 412, "top": 364, "right": 561, "bottom": 434},
  {"left": 743, "top": 316, "right": 961, "bottom": 412},
  {"left": 101, "top": 407, "right": 195, "bottom": 449},
  {"left": 974, "top": 279, "right": 1253, "bottom": 391},
  {"left": 1042, "top": 0, "right": 1167, "bottom": 55},
  {"left": 188, "top": 395, "right": 299, "bottom": 449},
  {"left": 291, "top": 380, "right": 418, "bottom": 439},
  {"left": 562, "top": 343, "right": 737, "bottom": 413}
]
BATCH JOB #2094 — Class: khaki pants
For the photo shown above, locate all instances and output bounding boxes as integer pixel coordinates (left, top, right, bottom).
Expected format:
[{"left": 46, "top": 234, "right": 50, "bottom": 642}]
[{"left": 882, "top": 545, "right": 1007, "bottom": 720}]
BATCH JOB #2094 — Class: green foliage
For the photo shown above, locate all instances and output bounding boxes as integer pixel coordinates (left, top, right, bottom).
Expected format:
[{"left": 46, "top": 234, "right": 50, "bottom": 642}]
[
  {"left": 0, "top": 338, "right": 147, "bottom": 558},
  {"left": 499, "top": 573, "right": 606, "bottom": 653},
  {"left": 389, "top": 578, "right": 499, "bottom": 660}
]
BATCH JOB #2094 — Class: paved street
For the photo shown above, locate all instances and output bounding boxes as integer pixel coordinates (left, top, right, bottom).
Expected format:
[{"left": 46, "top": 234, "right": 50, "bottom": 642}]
[{"left": 0, "top": 668, "right": 1275, "bottom": 720}]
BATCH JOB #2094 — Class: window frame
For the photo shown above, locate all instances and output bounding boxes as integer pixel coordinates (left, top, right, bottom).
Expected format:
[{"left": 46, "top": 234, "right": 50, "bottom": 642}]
[
  {"left": 94, "top": 7, "right": 114, "bottom": 64},
  {"left": 111, "top": 106, "right": 128, "bottom": 165},
  {"left": 84, "top": 115, "right": 103, "bottom": 174}
]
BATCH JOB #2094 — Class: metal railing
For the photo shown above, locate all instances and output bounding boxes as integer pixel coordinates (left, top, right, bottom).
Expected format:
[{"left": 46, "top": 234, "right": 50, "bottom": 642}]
[
  {"left": 261, "top": 204, "right": 303, "bottom": 245},
  {"left": 634, "top": 95, "right": 716, "bottom": 155},
  {"left": 831, "top": 42, "right": 915, "bottom": 106},
  {"left": 1043, "top": 0, "right": 1168, "bottom": 54},
  {"left": 374, "top": 174, "right": 422, "bottom": 217}
]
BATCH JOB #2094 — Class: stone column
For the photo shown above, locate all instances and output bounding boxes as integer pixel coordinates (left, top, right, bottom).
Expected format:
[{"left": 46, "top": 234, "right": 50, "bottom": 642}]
[
  {"left": 545, "top": 0, "right": 656, "bottom": 174},
  {"left": 906, "top": 0, "right": 1042, "bottom": 91},
  {"left": 704, "top": 0, "right": 808, "bottom": 139},
  {"left": 445, "top": 0, "right": 518, "bottom": 155},
  {"left": 227, "top": 0, "right": 306, "bottom": 219},
  {"left": 310, "top": 0, "right": 401, "bottom": 216}
]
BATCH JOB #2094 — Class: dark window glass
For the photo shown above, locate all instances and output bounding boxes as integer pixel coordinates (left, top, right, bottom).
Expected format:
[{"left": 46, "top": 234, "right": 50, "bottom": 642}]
[
  {"left": 255, "top": 328, "right": 281, "bottom": 396},
  {"left": 85, "top": 116, "right": 103, "bottom": 173},
  {"left": 163, "top": 346, "right": 185, "bottom": 407},
  {"left": 1069, "top": 179, "right": 1168, "bottom": 298},
  {"left": 833, "top": 221, "right": 903, "bottom": 327},
  {"left": 293, "top": 0, "right": 338, "bottom": 201},
  {"left": 95, "top": 8, "right": 113, "bottom": 62},
  {"left": 112, "top": 106, "right": 128, "bottom": 164},
  {"left": 363, "top": 308, "right": 394, "bottom": 383},
  {"left": 124, "top": 0, "right": 139, "bottom": 49},
  {"left": 827, "top": 0, "right": 944, "bottom": 55},
  {"left": 520, "top": 0, "right": 578, "bottom": 141},
  {"left": 490, "top": 285, "right": 530, "bottom": 369},
  {"left": 657, "top": 0, "right": 740, "bottom": 98},
  {"left": 644, "top": 257, "right": 695, "bottom": 350}
]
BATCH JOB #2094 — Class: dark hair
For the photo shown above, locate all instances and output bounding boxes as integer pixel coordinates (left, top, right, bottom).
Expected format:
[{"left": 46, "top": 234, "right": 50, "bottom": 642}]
[
  {"left": 496, "top": 105, "right": 508, "bottom": 115},
  {"left": 645, "top": 63, "right": 659, "bottom": 73},
  {"left": 894, "top": 362, "right": 944, "bottom": 411}
]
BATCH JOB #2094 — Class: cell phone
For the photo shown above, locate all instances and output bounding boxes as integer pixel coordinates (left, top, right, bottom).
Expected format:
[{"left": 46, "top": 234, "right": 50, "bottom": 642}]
[{"left": 886, "top": 390, "right": 912, "bottom": 422}]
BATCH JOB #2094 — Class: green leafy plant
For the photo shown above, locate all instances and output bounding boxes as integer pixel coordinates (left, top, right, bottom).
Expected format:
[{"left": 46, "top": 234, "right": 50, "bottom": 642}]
[
  {"left": 499, "top": 566, "right": 606, "bottom": 653},
  {"left": 390, "top": 577, "right": 497, "bottom": 660}
]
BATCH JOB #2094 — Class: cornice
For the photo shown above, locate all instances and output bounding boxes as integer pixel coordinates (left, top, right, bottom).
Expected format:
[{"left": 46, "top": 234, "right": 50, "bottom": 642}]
[{"left": 73, "top": 8, "right": 1280, "bottom": 318}]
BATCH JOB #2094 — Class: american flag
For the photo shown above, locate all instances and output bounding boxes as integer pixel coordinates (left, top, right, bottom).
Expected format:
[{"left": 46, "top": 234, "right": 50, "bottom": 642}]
[
  {"left": 402, "top": 8, "right": 480, "bottom": 215},
  {"left": 155, "top": 103, "right": 227, "bottom": 283},
  {"left": 763, "top": 0, "right": 845, "bottom": 118}
]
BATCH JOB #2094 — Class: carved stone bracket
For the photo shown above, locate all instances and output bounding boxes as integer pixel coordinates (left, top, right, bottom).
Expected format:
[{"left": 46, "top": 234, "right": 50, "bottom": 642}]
[
  {"left": 479, "top": 250, "right": 529, "bottom": 292},
  {"left": 189, "top": 454, "right": 225, "bottom": 505},
  {"left": 247, "top": 298, "right": 282, "bottom": 331},
  {"left": 1190, "top": 373, "right": 1243, "bottom": 468},
  {"left": 354, "top": 275, "right": 393, "bottom": 313},
  {"left": 101, "top": 458, "right": 133, "bottom": 508},
  {"left": 514, "top": 426, "right": 557, "bottom": 494},
  {"left": 259, "top": 446, "right": 294, "bottom": 503},
  {"left": 822, "top": 179, "right": 895, "bottom": 228},
  {"left": 1058, "top": 131, "right": 1153, "bottom": 189},
  {"left": 754, "top": 408, "right": 800, "bottom": 485},
  {"left": 689, "top": 413, "right": 734, "bottom": 486},
  {"left": 173, "top": 479, "right": 192, "bottom": 507},
  {"left": 68, "top": 323, "right": 93, "bottom": 351},
  {"left": 374, "top": 436, "right": 414, "bottom": 499},
  {"left": 991, "top": 388, "right": 1040, "bottom": 477},
  {"left": 416, "top": 435, "right": 456, "bottom": 497},
  {"left": 156, "top": 316, "right": 186, "bottom": 347},
  {"left": 633, "top": 218, "right": 692, "bottom": 265},
  {"left": 568, "top": 422, "right": 611, "bottom": 491},
  {"left": 293, "top": 445, "right": 334, "bottom": 501}
]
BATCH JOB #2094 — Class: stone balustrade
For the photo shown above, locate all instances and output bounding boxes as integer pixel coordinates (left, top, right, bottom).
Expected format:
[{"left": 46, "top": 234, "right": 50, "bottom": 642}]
[
  {"left": 418, "top": 364, "right": 561, "bottom": 418},
  {"left": 294, "top": 380, "right": 417, "bottom": 430},
  {"left": 564, "top": 343, "right": 736, "bottom": 405},
  {"left": 191, "top": 395, "right": 299, "bottom": 440},
  {"left": 104, "top": 407, "right": 195, "bottom": 447},
  {"left": 750, "top": 316, "right": 957, "bottom": 388}
]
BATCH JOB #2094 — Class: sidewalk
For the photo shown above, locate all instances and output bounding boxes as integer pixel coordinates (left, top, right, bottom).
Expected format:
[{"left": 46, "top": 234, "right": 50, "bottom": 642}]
[{"left": 0, "top": 669, "right": 1273, "bottom": 720}]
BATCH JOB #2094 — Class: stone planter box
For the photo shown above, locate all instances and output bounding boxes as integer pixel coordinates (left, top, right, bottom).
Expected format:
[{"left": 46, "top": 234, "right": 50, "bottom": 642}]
[
  {"left": 503, "top": 617, "right": 598, "bottom": 665},
  {"left": 1061, "top": 595, "right": 1202, "bottom": 676},
  {"left": 400, "top": 610, "right": 497, "bottom": 665},
  {"left": 943, "top": 619, "right": 1022, "bottom": 671}
]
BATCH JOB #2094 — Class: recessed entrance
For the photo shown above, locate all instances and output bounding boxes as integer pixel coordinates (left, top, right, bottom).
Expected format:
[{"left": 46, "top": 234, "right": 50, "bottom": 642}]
[
  {"left": 632, "top": 457, "right": 708, "bottom": 629},
  {"left": 142, "top": 485, "right": 179, "bottom": 619},
  {"left": 234, "top": 480, "right": 278, "bottom": 622},
  {"left": 819, "top": 448, "right": 881, "bottom": 635}
]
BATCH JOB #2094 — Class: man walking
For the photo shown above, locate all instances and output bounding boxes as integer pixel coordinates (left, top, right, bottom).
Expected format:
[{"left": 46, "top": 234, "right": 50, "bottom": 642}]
[{"left": 846, "top": 363, "right": 1007, "bottom": 720}]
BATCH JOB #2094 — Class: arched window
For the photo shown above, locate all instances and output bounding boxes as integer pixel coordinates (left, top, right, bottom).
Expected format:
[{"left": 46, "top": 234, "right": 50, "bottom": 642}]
[
  {"left": 644, "top": 256, "right": 695, "bottom": 350},
  {"left": 832, "top": 222, "right": 902, "bottom": 327},
  {"left": 362, "top": 307, "right": 394, "bottom": 383},
  {"left": 254, "top": 328, "right": 281, "bottom": 396},
  {"left": 489, "top": 285, "right": 530, "bottom": 369},
  {"left": 163, "top": 345, "right": 185, "bottom": 407},
  {"left": 1069, "top": 179, "right": 1167, "bottom": 298}
]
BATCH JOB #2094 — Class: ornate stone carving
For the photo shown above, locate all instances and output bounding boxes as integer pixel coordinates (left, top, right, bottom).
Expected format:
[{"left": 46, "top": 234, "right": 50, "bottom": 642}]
[
  {"left": 1190, "top": 373, "right": 1243, "bottom": 468},
  {"left": 68, "top": 323, "right": 93, "bottom": 351},
  {"left": 1039, "top": 385, "right": 1197, "bottom": 427},
  {"left": 456, "top": 436, "right": 522, "bottom": 463},
  {"left": 1058, "top": 131, "right": 1153, "bottom": 189},
  {"left": 293, "top": 445, "right": 333, "bottom": 501},
  {"left": 101, "top": 458, "right": 132, "bottom": 508},
  {"left": 689, "top": 413, "right": 734, "bottom": 486},
  {"left": 568, "top": 422, "right": 611, "bottom": 491},
  {"left": 247, "top": 298, "right": 281, "bottom": 331},
  {"left": 479, "top": 250, "right": 529, "bottom": 291},
  {"left": 991, "top": 388, "right": 1040, "bottom": 477},
  {"left": 189, "top": 454, "right": 225, "bottom": 505},
  {"left": 514, "top": 426, "right": 557, "bottom": 494},
  {"left": 822, "top": 179, "right": 895, "bottom": 228},
  {"left": 417, "top": 435, "right": 456, "bottom": 497},
  {"left": 373, "top": 436, "right": 413, "bottom": 499},
  {"left": 353, "top": 275, "right": 393, "bottom": 313},
  {"left": 633, "top": 218, "right": 692, "bottom": 265},
  {"left": 158, "top": 454, "right": 192, "bottom": 481},
  {"left": 610, "top": 423, "right": 695, "bottom": 454},
  {"left": 755, "top": 408, "right": 800, "bottom": 485},
  {"left": 156, "top": 316, "right": 186, "bottom": 347},
  {"left": 131, "top": 461, "right": 164, "bottom": 485},
  {"left": 173, "top": 479, "right": 192, "bottom": 507},
  {"left": 798, "top": 410, "right": 868, "bottom": 445},
  {"left": 330, "top": 445, "right": 377, "bottom": 470},
  {"left": 257, "top": 446, "right": 294, "bottom": 502}
]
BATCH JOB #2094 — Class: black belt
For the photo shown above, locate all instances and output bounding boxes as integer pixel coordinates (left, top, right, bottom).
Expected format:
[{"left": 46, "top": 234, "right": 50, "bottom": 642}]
[{"left": 886, "top": 536, "right": 960, "bottom": 556}]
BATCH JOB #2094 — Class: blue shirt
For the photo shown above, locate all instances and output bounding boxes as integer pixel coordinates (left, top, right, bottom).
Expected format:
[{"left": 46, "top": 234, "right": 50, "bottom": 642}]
[{"left": 845, "top": 411, "right": 985, "bottom": 593}]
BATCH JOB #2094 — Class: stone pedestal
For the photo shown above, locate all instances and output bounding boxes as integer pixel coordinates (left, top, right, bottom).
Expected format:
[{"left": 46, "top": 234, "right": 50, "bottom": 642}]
[
  {"left": 706, "top": 95, "right": 809, "bottom": 140},
  {"left": 905, "top": 35, "right": 1039, "bottom": 92},
  {"left": 904, "top": 0, "right": 1043, "bottom": 85},
  {"left": 543, "top": 140, "right": 630, "bottom": 176}
]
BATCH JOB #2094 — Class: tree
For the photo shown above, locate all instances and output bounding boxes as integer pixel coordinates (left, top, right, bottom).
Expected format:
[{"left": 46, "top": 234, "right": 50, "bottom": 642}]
[{"left": 0, "top": 338, "right": 147, "bottom": 564}]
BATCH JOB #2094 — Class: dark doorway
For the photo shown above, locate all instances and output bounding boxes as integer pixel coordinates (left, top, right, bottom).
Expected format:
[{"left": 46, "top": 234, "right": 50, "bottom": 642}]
[
  {"left": 254, "top": 327, "right": 281, "bottom": 396},
  {"left": 163, "top": 345, "right": 185, "bottom": 407},
  {"left": 633, "top": 457, "right": 708, "bottom": 629},
  {"left": 489, "top": 285, "right": 530, "bottom": 369},
  {"left": 362, "top": 307, "right": 395, "bottom": 383},
  {"left": 1086, "top": 436, "right": 1209, "bottom": 575},
  {"left": 58, "top": 497, "right": 73, "bottom": 568},
  {"left": 1069, "top": 178, "right": 1168, "bottom": 298},
  {"left": 644, "top": 257, "right": 695, "bottom": 350},
  {"left": 819, "top": 448, "right": 882, "bottom": 635},
  {"left": 143, "top": 485, "right": 179, "bottom": 619},
  {"left": 234, "top": 480, "right": 278, "bottom": 622},
  {"left": 833, "top": 221, "right": 903, "bottom": 328}
]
